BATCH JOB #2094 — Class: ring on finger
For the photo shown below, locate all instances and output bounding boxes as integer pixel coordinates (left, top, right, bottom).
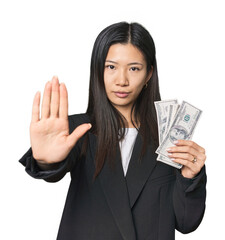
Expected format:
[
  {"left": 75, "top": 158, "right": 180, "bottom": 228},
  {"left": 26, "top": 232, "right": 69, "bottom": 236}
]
[{"left": 192, "top": 156, "right": 197, "bottom": 163}]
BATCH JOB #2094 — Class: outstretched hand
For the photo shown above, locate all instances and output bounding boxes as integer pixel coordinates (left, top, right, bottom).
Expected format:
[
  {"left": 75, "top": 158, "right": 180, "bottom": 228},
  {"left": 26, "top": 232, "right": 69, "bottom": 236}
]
[{"left": 30, "top": 76, "right": 91, "bottom": 165}]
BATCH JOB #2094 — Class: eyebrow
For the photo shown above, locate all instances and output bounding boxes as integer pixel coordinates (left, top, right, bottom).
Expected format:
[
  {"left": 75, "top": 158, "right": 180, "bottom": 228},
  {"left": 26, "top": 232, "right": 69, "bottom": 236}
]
[
  {"left": 128, "top": 62, "right": 143, "bottom": 66},
  {"left": 105, "top": 60, "right": 143, "bottom": 66}
]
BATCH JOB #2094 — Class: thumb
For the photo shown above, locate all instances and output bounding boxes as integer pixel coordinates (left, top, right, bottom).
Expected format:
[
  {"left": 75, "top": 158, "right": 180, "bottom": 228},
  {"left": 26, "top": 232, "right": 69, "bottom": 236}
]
[{"left": 67, "top": 123, "right": 92, "bottom": 149}]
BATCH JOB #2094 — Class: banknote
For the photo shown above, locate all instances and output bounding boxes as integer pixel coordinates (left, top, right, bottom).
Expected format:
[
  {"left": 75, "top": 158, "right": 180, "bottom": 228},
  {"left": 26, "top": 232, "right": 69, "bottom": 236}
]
[
  {"left": 154, "top": 100, "right": 178, "bottom": 144},
  {"left": 167, "top": 104, "right": 179, "bottom": 131},
  {"left": 156, "top": 101, "right": 202, "bottom": 159},
  {"left": 155, "top": 100, "right": 181, "bottom": 168}
]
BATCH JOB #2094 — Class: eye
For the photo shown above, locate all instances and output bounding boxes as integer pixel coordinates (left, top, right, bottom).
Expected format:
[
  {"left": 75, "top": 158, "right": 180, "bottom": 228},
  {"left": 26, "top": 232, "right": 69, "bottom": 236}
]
[
  {"left": 106, "top": 65, "right": 115, "bottom": 70},
  {"left": 130, "top": 67, "right": 140, "bottom": 71}
]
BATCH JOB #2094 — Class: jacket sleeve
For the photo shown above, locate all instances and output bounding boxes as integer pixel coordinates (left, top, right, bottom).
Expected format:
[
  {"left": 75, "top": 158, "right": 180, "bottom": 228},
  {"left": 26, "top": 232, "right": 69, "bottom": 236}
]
[
  {"left": 19, "top": 114, "right": 90, "bottom": 183},
  {"left": 173, "top": 165, "right": 207, "bottom": 234}
]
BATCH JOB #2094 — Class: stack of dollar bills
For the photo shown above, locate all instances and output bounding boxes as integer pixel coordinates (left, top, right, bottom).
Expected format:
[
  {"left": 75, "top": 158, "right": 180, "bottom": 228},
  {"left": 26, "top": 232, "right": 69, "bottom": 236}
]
[{"left": 154, "top": 100, "right": 202, "bottom": 169}]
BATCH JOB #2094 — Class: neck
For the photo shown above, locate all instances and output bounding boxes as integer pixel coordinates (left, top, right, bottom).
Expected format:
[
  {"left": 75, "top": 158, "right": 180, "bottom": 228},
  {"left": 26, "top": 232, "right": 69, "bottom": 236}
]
[{"left": 116, "top": 106, "right": 139, "bottom": 128}]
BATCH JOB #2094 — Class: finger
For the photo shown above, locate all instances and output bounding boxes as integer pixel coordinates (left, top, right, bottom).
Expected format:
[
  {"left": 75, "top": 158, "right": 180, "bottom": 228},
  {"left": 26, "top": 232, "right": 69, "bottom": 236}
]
[
  {"left": 59, "top": 83, "right": 68, "bottom": 119},
  {"left": 50, "top": 76, "right": 60, "bottom": 117},
  {"left": 175, "top": 149, "right": 206, "bottom": 166},
  {"left": 67, "top": 123, "right": 92, "bottom": 149},
  {"left": 168, "top": 151, "right": 206, "bottom": 168},
  {"left": 168, "top": 152, "right": 195, "bottom": 162},
  {"left": 167, "top": 145, "right": 199, "bottom": 158},
  {"left": 174, "top": 140, "right": 205, "bottom": 153},
  {"left": 172, "top": 158, "right": 193, "bottom": 168},
  {"left": 31, "top": 91, "right": 40, "bottom": 123},
  {"left": 173, "top": 158, "right": 203, "bottom": 173},
  {"left": 41, "top": 81, "right": 52, "bottom": 119}
]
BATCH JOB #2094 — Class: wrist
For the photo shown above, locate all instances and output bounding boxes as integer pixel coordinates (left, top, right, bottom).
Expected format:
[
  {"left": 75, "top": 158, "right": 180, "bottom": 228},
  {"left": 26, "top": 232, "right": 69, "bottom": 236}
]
[{"left": 36, "top": 160, "right": 61, "bottom": 171}]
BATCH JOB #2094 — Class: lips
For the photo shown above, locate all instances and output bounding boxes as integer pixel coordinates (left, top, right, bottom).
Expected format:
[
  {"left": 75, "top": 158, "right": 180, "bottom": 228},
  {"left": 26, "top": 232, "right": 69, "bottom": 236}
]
[{"left": 114, "top": 91, "right": 130, "bottom": 98}]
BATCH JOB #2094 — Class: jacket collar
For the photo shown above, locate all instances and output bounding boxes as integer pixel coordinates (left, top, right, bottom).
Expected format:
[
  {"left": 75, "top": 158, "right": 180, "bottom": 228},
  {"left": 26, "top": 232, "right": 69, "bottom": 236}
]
[
  {"left": 88, "top": 131, "right": 157, "bottom": 240},
  {"left": 125, "top": 133, "right": 157, "bottom": 208}
]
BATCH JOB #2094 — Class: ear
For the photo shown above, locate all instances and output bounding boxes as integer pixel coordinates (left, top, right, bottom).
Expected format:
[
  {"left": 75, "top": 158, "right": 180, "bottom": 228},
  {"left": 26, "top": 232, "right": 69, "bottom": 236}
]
[{"left": 145, "top": 66, "right": 154, "bottom": 85}]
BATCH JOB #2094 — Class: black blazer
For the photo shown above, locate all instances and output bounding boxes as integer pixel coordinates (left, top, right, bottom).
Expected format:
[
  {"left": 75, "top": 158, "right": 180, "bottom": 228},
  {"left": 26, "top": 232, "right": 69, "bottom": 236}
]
[{"left": 19, "top": 113, "right": 207, "bottom": 240}]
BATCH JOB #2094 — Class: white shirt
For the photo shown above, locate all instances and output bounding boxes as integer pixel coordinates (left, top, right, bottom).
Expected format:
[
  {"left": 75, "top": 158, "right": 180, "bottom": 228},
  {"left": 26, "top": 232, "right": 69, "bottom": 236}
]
[{"left": 119, "top": 128, "right": 138, "bottom": 176}]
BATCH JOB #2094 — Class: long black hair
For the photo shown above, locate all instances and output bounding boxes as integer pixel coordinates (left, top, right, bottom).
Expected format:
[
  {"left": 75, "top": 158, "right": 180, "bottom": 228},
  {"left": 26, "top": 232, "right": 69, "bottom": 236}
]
[{"left": 86, "top": 22, "right": 161, "bottom": 178}]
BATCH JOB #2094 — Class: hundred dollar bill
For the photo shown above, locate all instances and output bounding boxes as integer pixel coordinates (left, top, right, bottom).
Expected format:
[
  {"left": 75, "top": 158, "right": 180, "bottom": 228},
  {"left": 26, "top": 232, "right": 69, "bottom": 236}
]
[
  {"left": 154, "top": 99, "right": 178, "bottom": 144},
  {"left": 155, "top": 100, "right": 181, "bottom": 168},
  {"left": 167, "top": 104, "right": 179, "bottom": 131},
  {"left": 156, "top": 101, "right": 202, "bottom": 158}
]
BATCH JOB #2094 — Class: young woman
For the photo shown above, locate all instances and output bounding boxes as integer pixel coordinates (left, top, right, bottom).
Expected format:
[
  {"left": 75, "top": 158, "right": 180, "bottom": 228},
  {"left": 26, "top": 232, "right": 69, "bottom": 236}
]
[{"left": 19, "top": 22, "right": 207, "bottom": 240}]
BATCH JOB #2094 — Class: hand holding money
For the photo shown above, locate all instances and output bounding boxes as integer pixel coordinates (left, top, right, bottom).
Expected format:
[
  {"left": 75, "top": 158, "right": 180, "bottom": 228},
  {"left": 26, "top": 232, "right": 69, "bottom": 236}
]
[
  {"left": 167, "top": 139, "right": 206, "bottom": 178},
  {"left": 155, "top": 100, "right": 206, "bottom": 178}
]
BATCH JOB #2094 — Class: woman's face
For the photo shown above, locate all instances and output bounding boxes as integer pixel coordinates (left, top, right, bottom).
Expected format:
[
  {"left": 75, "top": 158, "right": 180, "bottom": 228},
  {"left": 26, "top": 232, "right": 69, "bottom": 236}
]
[{"left": 104, "top": 43, "right": 152, "bottom": 114}]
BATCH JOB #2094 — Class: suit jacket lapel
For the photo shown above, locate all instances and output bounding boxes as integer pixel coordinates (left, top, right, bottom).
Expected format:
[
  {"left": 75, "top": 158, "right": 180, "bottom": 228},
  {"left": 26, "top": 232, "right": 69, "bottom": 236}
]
[
  {"left": 125, "top": 133, "right": 158, "bottom": 208},
  {"left": 88, "top": 132, "right": 136, "bottom": 240}
]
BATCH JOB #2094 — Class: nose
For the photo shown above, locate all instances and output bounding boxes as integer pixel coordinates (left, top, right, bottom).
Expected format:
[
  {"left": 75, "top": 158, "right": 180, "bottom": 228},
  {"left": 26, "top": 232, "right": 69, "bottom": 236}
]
[{"left": 115, "top": 69, "right": 129, "bottom": 86}]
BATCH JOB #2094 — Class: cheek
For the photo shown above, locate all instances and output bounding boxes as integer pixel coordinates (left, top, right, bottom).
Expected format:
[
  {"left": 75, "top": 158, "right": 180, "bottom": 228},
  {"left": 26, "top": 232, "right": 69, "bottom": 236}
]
[
  {"left": 103, "top": 77, "right": 109, "bottom": 92},
  {"left": 104, "top": 74, "right": 117, "bottom": 98},
  {"left": 104, "top": 73, "right": 111, "bottom": 90},
  {"left": 132, "top": 76, "right": 146, "bottom": 91},
  {"left": 132, "top": 86, "right": 144, "bottom": 99},
  {"left": 104, "top": 80, "right": 111, "bottom": 95}
]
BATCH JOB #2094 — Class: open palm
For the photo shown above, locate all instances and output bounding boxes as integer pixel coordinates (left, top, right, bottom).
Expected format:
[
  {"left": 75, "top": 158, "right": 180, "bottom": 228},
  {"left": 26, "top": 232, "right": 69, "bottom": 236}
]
[{"left": 30, "top": 76, "right": 91, "bottom": 165}]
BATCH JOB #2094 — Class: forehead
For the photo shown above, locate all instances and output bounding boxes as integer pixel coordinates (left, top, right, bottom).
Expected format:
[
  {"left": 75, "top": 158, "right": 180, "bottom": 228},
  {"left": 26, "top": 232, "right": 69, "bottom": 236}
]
[{"left": 106, "top": 43, "right": 146, "bottom": 63}]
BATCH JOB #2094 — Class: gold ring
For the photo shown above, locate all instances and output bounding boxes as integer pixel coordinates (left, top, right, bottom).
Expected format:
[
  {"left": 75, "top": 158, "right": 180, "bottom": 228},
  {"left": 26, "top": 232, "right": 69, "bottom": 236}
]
[{"left": 192, "top": 157, "right": 197, "bottom": 163}]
